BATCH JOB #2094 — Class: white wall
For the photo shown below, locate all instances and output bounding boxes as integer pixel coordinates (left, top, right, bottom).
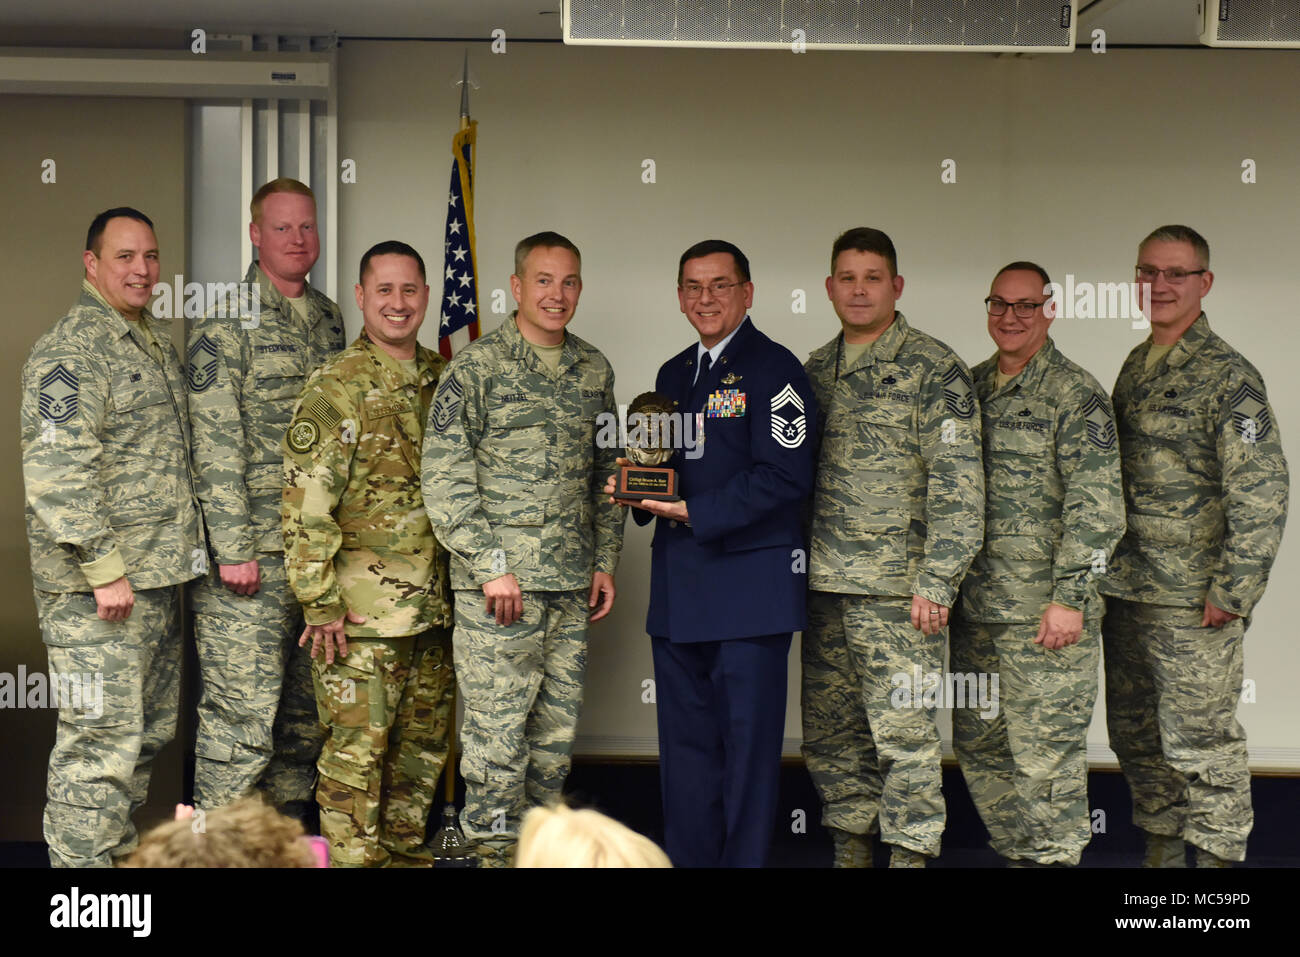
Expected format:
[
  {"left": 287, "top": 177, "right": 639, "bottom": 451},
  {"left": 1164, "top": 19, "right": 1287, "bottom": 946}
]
[{"left": 337, "top": 41, "right": 1300, "bottom": 767}]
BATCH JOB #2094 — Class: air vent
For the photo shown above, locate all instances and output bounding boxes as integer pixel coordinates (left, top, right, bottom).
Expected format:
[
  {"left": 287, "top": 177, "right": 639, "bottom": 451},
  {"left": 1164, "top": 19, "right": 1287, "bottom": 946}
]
[
  {"left": 1202, "top": 0, "right": 1300, "bottom": 47},
  {"left": 563, "top": 1, "right": 1079, "bottom": 52}
]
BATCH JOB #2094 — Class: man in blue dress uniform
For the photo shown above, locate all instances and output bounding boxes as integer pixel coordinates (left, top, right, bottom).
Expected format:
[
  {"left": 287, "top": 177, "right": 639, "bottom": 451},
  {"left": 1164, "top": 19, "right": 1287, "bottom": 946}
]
[{"left": 610, "top": 239, "right": 817, "bottom": 867}]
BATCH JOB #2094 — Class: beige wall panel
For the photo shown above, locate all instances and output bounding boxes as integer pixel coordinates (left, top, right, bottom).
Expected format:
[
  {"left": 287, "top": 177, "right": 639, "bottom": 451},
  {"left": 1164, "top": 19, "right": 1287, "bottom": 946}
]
[
  {"left": 336, "top": 42, "right": 1299, "bottom": 767},
  {"left": 1, "top": 94, "right": 187, "bottom": 840}
]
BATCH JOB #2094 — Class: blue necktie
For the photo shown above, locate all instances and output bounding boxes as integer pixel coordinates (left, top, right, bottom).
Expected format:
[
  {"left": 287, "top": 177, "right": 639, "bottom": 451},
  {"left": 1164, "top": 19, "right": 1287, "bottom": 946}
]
[{"left": 690, "top": 352, "right": 713, "bottom": 411}]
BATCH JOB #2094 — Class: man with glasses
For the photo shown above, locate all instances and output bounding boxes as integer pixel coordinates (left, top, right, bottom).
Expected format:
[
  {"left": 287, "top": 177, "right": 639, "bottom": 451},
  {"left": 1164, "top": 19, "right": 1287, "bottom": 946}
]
[
  {"left": 1101, "top": 225, "right": 1288, "bottom": 867},
  {"left": 612, "top": 239, "right": 817, "bottom": 867},
  {"left": 802, "top": 227, "right": 983, "bottom": 867},
  {"left": 951, "top": 261, "right": 1124, "bottom": 866}
]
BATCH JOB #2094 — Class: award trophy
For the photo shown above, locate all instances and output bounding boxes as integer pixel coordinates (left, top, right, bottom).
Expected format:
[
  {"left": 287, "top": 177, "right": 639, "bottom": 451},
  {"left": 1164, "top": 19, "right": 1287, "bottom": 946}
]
[{"left": 613, "top": 392, "right": 682, "bottom": 502}]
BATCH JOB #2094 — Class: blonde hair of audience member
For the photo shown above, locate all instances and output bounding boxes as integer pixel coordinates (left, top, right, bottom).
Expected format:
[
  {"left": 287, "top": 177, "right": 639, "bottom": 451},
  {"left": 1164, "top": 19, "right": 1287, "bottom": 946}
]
[
  {"left": 515, "top": 804, "right": 672, "bottom": 868},
  {"left": 122, "top": 796, "right": 319, "bottom": 868}
]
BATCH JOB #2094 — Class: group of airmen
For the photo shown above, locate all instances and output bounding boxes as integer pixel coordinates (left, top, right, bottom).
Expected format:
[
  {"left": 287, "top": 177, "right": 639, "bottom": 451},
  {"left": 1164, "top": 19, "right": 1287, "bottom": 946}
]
[{"left": 19, "top": 174, "right": 1288, "bottom": 869}]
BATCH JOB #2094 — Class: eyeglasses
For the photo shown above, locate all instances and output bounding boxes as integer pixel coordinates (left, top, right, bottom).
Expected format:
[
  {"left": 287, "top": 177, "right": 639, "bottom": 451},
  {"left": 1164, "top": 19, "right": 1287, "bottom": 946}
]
[
  {"left": 680, "top": 280, "right": 746, "bottom": 300},
  {"left": 984, "top": 297, "right": 1047, "bottom": 318},
  {"left": 1135, "top": 265, "right": 1207, "bottom": 284}
]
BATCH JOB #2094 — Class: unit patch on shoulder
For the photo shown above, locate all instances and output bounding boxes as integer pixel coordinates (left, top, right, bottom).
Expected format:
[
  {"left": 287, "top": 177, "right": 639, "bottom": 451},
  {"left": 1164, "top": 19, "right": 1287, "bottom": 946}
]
[
  {"left": 1230, "top": 382, "right": 1271, "bottom": 441},
  {"left": 188, "top": 335, "right": 219, "bottom": 393},
  {"left": 941, "top": 364, "right": 975, "bottom": 420},
  {"left": 1082, "top": 392, "right": 1117, "bottom": 451},
  {"left": 287, "top": 418, "right": 320, "bottom": 454},
  {"left": 39, "top": 364, "right": 79, "bottom": 424},
  {"left": 432, "top": 374, "right": 464, "bottom": 434}
]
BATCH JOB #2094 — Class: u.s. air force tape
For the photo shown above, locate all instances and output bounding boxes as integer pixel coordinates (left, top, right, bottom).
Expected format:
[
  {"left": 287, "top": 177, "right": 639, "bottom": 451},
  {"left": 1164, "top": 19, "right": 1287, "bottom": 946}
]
[{"left": 287, "top": 418, "right": 320, "bottom": 453}]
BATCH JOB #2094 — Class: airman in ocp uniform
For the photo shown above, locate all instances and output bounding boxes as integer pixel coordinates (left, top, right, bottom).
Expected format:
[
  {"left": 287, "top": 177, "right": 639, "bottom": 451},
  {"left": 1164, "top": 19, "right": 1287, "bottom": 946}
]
[
  {"left": 282, "top": 241, "right": 454, "bottom": 867},
  {"left": 952, "top": 261, "right": 1125, "bottom": 866},
  {"left": 1101, "top": 225, "right": 1289, "bottom": 868},
  {"left": 187, "top": 178, "right": 345, "bottom": 814},
  {"left": 21, "top": 208, "right": 205, "bottom": 866}
]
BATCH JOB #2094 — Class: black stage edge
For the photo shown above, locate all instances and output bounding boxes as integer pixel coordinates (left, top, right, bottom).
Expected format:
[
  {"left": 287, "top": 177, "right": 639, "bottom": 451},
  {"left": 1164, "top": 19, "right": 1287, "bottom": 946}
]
[{"left": 5, "top": 763, "right": 1296, "bottom": 869}]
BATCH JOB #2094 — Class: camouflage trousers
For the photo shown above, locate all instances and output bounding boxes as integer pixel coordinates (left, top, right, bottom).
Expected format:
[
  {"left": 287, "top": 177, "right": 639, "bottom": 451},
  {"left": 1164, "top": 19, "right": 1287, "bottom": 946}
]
[
  {"left": 1103, "top": 598, "right": 1251, "bottom": 862},
  {"left": 312, "top": 626, "right": 455, "bottom": 867},
  {"left": 454, "top": 589, "right": 589, "bottom": 844},
  {"left": 191, "top": 558, "right": 323, "bottom": 808},
  {"left": 801, "top": 592, "right": 946, "bottom": 857},
  {"left": 951, "top": 615, "right": 1099, "bottom": 865},
  {"left": 35, "top": 586, "right": 182, "bottom": 868}
]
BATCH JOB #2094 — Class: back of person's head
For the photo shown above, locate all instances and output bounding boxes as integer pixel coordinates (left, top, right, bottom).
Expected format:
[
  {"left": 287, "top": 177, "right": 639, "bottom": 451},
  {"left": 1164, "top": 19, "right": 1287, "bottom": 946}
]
[
  {"left": 122, "top": 797, "right": 319, "bottom": 868},
  {"left": 515, "top": 804, "right": 672, "bottom": 868}
]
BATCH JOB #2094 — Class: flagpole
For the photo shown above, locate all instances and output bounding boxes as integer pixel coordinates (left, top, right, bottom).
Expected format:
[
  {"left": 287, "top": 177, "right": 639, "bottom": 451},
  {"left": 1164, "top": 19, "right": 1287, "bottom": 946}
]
[
  {"left": 459, "top": 48, "right": 471, "bottom": 131},
  {"left": 445, "top": 48, "right": 469, "bottom": 807}
]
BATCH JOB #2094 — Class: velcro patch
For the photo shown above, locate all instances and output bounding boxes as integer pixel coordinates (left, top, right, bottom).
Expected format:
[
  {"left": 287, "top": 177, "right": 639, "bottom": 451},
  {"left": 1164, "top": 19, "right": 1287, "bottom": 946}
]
[
  {"left": 304, "top": 393, "right": 343, "bottom": 430},
  {"left": 432, "top": 374, "right": 463, "bottom": 434},
  {"left": 188, "top": 334, "right": 219, "bottom": 393},
  {"left": 39, "top": 364, "right": 79, "bottom": 424},
  {"left": 287, "top": 418, "right": 320, "bottom": 454},
  {"left": 1082, "top": 392, "right": 1116, "bottom": 451},
  {"left": 366, "top": 398, "right": 410, "bottom": 418},
  {"left": 942, "top": 364, "right": 976, "bottom": 420},
  {"left": 1230, "top": 382, "right": 1271, "bottom": 441}
]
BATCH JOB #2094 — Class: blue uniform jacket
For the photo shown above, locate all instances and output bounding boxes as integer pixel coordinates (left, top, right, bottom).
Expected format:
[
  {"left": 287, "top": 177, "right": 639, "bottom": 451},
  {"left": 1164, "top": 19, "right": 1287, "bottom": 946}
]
[{"left": 634, "top": 317, "right": 818, "bottom": 642}]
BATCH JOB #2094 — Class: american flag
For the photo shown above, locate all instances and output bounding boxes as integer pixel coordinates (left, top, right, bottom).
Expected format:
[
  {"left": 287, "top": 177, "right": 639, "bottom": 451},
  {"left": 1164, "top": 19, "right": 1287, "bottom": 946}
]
[{"left": 438, "top": 121, "right": 480, "bottom": 359}]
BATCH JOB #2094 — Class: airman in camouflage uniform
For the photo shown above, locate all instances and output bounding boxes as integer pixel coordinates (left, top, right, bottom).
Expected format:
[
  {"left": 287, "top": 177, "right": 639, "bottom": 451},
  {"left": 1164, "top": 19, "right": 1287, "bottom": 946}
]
[
  {"left": 421, "top": 232, "right": 624, "bottom": 866},
  {"left": 802, "top": 228, "right": 984, "bottom": 867},
  {"left": 1101, "top": 226, "right": 1289, "bottom": 867},
  {"left": 21, "top": 208, "right": 205, "bottom": 866},
  {"left": 952, "top": 262, "right": 1125, "bottom": 866},
  {"left": 282, "top": 242, "right": 454, "bottom": 867},
  {"left": 187, "top": 178, "right": 344, "bottom": 812}
]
